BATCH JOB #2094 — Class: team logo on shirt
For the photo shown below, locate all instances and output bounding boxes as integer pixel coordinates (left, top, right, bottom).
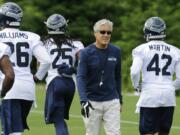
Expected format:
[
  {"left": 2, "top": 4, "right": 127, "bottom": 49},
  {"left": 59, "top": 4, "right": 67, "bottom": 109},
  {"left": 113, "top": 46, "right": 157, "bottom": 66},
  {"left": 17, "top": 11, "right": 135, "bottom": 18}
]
[{"left": 108, "top": 57, "right": 117, "bottom": 61}]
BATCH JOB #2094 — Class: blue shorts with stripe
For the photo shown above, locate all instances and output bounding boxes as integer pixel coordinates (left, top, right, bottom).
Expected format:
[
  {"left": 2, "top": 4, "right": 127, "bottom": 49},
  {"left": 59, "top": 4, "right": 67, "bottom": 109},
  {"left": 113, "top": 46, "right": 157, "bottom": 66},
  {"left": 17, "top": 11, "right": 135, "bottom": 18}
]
[
  {"left": 1, "top": 99, "right": 33, "bottom": 135},
  {"left": 44, "top": 76, "right": 75, "bottom": 124},
  {"left": 139, "top": 107, "right": 174, "bottom": 134}
]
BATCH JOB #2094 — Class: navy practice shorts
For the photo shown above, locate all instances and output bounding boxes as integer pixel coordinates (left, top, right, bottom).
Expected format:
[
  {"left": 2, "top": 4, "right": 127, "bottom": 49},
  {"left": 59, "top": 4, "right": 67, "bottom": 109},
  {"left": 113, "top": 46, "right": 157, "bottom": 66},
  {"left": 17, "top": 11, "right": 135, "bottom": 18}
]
[
  {"left": 1, "top": 99, "right": 33, "bottom": 135},
  {"left": 139, "top": 107, "right": 174, "bottom": 135},
  {"left": 44, "top": 76, "right": 75, "bottom": 124}
]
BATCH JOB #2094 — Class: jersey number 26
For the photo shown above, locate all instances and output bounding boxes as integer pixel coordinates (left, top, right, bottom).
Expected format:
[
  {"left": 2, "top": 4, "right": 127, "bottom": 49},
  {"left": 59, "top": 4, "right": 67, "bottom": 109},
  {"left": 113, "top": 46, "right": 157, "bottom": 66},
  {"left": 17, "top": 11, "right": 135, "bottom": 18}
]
[{"left": 5, "top": 42, "right": 29, "bottom": 67}]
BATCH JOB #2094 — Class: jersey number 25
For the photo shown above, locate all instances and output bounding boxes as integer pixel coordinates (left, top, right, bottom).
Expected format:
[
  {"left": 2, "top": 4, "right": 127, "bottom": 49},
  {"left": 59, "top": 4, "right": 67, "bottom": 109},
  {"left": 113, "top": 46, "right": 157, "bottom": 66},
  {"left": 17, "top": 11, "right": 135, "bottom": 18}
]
[{"left": 50, "top": 48, "right": 73, "bottom": 69}]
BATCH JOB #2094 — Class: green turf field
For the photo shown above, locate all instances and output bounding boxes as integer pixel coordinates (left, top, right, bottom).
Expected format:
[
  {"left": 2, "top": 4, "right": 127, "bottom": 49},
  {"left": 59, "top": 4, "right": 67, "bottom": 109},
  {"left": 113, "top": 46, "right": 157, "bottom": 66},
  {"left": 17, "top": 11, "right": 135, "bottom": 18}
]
[{"left": 1, "top": 83, "right": 180, "bottom": 135}]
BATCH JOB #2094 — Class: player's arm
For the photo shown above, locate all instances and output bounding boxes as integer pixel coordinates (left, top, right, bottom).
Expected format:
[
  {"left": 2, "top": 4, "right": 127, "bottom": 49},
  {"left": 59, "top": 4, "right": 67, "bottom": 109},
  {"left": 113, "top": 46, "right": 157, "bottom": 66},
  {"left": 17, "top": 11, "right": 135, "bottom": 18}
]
[
  {"left": 0, "top": 55, "right": 14, "bottom": 97},
  {"left": 33, "top": 43, "right": 52, "bottom": 80},
  {"left": 73, "top": 41, "right": 85, "bottom": 74},
  {"left": 130, "top": 50, "right": 143, "bottom": 90},
  {"left": 173, "top": 61, "right": 180, "bottom": 90},
  {"left": 75, "top": 41, "right": 84, "bottom": 59}
]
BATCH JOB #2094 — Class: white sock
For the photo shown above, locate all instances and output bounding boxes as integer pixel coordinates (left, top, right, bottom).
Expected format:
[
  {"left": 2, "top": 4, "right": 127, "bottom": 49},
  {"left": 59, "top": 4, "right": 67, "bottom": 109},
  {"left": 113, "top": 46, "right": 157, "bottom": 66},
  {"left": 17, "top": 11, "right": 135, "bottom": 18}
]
[{"left": 9, "top": 132, "right": 21, "bottom": 135}]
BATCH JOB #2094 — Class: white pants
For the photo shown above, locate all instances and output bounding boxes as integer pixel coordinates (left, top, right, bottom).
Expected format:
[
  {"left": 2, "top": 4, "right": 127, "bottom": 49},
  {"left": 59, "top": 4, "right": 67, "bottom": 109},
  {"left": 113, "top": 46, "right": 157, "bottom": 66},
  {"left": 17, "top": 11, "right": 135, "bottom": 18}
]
[{"left": 83, "top": 99, "right": 121, "bottom": 135}]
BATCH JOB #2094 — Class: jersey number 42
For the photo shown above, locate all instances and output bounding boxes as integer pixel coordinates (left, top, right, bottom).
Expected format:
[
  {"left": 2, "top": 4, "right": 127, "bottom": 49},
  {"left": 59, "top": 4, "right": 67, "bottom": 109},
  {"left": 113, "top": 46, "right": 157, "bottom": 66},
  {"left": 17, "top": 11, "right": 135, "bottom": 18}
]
[{"left": 147, "top": 53, "right": 172, "bottom": 76}]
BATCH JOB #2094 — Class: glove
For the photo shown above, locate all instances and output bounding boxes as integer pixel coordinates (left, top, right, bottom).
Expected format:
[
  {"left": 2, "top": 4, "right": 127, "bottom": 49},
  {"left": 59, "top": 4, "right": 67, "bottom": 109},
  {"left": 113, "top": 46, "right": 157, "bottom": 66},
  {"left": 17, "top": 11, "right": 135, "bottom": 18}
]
[
  {"left": 33, "top": 75, "right": 39, "bottom": 83},
  {"left": 81, "top": 101, "right": 94, "bottom": 118},
  {"left": 134, "top": 84, "right": 142, "bottom": 93},
  {"left": 57, "top": 63, "right": 76, "bottom": 76}
]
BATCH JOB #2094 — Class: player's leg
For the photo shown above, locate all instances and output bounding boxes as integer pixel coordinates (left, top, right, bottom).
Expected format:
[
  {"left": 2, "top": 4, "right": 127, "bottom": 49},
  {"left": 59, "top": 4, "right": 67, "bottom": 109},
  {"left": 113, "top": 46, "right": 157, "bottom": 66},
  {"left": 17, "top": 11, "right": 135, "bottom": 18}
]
[
  {"left": 20, "top": 99, "right": 33, "bottom": 130},
  {"left": 44, "top": 80, "right": 55, "bottom": 124},
  {"left": 53, "top": 77, "right": 75, "bottom": 135},
  {"left": 0, "top": 100, "right": 2, "bottom": 135},
  {"left": 1, "top": 99, "right": 24, "bottom": 135},
  {"left": 83, "top": 100, "right": 103, "bottom": 135},
  {"left": 158, "top": 133, "right": 168, "bottom": 135},
  {"left": 0, "top": 100, "right": 1, "bottom": 119},
  {"left": 103, "top": 99, "right": 121, "bottom": 135},
  {"left": 63, "top": 77, "right": 75, "bottom": 120},
  {"left": 54, "top": 108, "right": 69, "bottom": 135},
  {"left": 46, "top": 77, "right": 74, "bottom": 135},
  {"left": 44, "top": 77, "right": 64, "bottom": 124},
  {"left": 139, "top": 107, "right": 160, "bottom": 135},
  {"left": 158, "top": 107, "right": 174, "bottom": 135}
]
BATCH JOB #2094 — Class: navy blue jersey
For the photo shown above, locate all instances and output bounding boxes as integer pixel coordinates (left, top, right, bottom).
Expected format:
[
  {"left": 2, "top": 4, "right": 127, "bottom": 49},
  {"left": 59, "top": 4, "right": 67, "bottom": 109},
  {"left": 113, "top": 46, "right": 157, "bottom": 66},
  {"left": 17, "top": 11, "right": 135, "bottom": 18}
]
[{"left": 77, "top": 44, "right": 122, "bottom": 103}]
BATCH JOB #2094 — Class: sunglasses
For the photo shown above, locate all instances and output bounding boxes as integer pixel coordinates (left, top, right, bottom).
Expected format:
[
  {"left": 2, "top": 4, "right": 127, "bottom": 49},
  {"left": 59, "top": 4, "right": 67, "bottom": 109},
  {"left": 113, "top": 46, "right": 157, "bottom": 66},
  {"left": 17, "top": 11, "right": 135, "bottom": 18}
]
[{"left": 99, "top": 30, "right": 112, "bottom": 35}]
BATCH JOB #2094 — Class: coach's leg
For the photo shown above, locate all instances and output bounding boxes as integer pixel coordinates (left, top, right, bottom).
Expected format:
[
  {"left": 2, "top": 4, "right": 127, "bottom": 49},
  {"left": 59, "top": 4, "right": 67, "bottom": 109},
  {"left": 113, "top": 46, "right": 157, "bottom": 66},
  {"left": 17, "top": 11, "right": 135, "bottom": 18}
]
[
  {"left": 103, "top": 99, "right": 120, "bottom": 135},
  {"left": 83, "top": 101, "right": 103, "bottom": 135}
]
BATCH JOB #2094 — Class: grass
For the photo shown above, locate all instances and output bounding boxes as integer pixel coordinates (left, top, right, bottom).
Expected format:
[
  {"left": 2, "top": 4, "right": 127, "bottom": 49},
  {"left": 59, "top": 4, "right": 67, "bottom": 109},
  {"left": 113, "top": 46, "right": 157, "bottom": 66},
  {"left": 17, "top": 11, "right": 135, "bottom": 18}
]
[{"left": 1, "top": 83, "right": 180, "bottom": 135}]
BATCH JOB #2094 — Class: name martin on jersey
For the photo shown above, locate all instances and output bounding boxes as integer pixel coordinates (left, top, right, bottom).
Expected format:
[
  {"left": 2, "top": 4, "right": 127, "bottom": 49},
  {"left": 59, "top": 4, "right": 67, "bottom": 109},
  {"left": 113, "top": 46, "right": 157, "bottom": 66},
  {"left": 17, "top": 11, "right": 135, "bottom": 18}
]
[
  {"left": 149, "top": 44, "right": 170, "bottom": 52},
  {"left": 0, "top": 32, "right": 28, "bottom": 39}
]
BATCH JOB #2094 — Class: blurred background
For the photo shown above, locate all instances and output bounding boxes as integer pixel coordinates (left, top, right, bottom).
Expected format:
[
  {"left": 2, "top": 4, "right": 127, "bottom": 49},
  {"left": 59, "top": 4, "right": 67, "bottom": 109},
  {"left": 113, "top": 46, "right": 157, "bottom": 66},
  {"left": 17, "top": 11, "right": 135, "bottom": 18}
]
[{"left": 0, "top": 0, "right": 179, "bottom": 93}]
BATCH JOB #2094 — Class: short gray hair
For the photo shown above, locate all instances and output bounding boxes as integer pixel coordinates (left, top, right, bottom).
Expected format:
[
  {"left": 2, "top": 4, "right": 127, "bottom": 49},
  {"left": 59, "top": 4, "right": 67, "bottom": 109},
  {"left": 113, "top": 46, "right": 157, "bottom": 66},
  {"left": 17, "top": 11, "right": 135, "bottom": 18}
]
[{"left": 93, "top": 19, "right": 113, "bottom": 32}]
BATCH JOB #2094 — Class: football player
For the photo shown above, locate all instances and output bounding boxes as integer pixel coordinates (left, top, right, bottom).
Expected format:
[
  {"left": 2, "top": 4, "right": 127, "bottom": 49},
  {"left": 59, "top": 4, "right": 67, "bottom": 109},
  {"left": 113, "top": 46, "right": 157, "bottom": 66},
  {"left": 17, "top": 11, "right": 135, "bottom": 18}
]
[
  {"left": 130, "top": 16, "right": 180, "bottom": 135},
  {"left": 43, "top": 14, "right": 84, "bottom": 135},
  {"left": 0, "top": 2, "right": 52, "bottom": 135}
]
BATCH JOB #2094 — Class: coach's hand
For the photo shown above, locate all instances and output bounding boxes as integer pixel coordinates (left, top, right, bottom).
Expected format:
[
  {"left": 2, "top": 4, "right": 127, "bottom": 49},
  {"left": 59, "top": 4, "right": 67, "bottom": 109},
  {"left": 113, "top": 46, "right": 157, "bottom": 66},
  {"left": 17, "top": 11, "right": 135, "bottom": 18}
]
[{"left": 81, "top": 101, "right": 94, "bottom": 118}]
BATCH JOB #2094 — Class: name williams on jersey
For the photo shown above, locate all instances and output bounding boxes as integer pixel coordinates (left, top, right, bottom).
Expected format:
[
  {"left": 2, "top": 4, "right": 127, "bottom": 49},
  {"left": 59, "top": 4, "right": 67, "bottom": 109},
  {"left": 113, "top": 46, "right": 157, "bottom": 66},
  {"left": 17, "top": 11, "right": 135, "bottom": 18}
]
[{"left": 0, "top": 32, "right": 28, "bottom": 39}]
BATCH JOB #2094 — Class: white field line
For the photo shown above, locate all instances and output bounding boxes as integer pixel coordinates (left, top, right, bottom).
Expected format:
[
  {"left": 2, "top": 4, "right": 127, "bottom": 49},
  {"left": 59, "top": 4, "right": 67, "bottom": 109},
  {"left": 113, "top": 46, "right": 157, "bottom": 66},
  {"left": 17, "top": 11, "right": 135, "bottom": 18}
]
[{"left": 31, "top": 110, "right": 180, "bottom": 130}]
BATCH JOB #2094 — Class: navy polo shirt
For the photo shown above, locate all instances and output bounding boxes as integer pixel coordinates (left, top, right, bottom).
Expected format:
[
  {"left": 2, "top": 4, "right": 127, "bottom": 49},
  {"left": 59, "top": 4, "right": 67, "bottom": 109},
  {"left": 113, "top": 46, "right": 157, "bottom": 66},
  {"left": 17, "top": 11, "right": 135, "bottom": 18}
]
[{"left": 76, "top": 44, "right": 122, "bottom": 104}]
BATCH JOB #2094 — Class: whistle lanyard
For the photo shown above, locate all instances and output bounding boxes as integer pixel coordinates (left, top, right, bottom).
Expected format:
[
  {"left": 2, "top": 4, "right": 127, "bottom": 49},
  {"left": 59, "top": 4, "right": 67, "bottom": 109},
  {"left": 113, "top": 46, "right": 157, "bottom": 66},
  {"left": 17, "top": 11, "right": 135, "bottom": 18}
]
[
  {"left": 97, "top": 47, "right": 109, "bottom": 87},
  {"left": 99, "top": 70, "right": 104, "bottom": 86}
]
